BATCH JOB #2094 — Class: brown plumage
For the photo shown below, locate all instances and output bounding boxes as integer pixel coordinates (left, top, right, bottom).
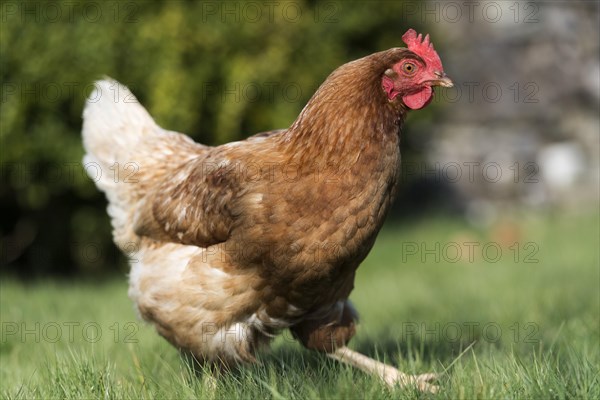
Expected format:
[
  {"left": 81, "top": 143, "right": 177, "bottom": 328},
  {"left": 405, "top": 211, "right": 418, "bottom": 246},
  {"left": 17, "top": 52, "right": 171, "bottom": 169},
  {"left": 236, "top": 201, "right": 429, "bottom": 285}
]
[{"left": 82, "top": 29, "right": 452, "bottom": 391}]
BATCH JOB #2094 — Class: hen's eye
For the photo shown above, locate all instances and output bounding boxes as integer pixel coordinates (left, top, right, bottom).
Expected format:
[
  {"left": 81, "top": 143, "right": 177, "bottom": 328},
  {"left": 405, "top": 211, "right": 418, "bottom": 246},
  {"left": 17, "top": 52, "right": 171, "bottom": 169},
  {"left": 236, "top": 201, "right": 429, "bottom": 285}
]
[{"left": 402, "top": 62, "right": 417, "bottom": 74}]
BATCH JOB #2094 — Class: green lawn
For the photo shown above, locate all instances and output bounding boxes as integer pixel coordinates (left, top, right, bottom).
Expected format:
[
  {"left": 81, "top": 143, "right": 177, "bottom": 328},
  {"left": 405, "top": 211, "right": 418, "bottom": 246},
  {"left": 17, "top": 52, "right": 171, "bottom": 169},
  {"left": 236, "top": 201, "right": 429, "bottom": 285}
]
[{"left": 1, "top": 211, "right": 599, "bottom": 399}]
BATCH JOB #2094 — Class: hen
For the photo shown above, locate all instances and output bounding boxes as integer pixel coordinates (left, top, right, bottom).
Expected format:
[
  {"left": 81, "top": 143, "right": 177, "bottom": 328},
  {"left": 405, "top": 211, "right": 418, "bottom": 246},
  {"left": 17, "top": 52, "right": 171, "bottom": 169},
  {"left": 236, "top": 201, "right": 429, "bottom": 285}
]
[{"left": 82, "top": 29, "right": 452, "bottom": 392}]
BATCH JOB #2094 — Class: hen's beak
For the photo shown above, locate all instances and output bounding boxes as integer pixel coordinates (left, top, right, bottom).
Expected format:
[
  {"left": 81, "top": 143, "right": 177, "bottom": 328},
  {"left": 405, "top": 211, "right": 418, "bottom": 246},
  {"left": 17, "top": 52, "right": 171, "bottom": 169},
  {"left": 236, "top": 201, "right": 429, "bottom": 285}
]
[
  {"left": 428, "top": 71, "right": 453, "bottom": 88},
  {"left": 434, "top": 76, "right": 453, "bottom": 88}
]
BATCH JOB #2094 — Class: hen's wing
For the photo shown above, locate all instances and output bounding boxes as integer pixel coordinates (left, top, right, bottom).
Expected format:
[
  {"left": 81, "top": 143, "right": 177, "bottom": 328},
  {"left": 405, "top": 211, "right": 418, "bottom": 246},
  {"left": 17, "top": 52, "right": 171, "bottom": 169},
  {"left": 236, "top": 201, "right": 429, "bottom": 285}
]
[
  {"left": 133, "top": 129, "right": 286, "bottom": 248},
  {"left": 133, "top": 152, "right": 241, "bottom": 247}
]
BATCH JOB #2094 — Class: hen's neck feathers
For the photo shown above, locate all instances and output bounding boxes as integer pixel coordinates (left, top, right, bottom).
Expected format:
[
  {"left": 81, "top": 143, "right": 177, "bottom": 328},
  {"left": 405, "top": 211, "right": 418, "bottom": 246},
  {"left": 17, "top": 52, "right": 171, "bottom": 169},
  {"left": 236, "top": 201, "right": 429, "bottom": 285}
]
[{"left": 281, "top": 49, "right": 410, "bottom": 166}]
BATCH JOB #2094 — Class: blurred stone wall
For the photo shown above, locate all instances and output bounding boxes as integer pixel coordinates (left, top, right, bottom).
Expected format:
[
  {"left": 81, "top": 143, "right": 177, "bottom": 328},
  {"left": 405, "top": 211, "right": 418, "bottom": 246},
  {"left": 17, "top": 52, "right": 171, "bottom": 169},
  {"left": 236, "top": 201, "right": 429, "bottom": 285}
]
[{"left": 414, "top": 0, "right": 599, "bottom": 223}]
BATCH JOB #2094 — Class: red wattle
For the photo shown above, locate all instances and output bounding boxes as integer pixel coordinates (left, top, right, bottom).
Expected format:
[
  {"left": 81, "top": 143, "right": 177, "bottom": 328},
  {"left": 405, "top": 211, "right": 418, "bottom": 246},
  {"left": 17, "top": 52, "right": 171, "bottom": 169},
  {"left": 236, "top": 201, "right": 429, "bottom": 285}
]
[{"left": 402, "top": 86, "right": 433, "bottom": 110}]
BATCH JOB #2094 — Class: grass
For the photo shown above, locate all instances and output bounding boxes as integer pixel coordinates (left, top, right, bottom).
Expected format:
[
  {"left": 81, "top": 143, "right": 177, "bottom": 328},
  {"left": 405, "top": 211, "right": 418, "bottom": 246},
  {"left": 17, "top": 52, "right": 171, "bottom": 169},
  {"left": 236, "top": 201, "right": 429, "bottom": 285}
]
[{"left": 1, "top": 210, "right": 599, "bottom": 399}]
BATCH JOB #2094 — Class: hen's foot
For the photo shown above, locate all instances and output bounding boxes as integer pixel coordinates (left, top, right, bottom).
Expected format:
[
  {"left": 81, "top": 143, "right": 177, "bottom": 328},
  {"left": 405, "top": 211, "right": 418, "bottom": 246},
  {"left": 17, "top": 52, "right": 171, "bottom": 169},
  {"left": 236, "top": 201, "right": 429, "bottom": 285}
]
[{"left": 328, "top": 346, "right": 439, "bottom": 393}]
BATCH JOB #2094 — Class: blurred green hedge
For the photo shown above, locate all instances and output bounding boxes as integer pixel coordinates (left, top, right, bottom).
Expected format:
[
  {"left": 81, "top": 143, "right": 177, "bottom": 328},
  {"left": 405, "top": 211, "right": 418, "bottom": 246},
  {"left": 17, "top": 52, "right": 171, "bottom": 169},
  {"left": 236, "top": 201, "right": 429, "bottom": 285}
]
[{"left": 1, "top": 0, "right": 440, "bottom": 277}]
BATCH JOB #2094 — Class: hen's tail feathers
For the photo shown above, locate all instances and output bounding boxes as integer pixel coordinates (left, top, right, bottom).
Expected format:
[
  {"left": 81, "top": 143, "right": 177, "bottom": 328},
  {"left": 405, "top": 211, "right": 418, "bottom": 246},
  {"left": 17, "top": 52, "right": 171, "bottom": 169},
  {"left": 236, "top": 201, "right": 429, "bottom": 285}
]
[
  {"left": 82, "top": 79, "right": 158, "bottom": 168},
  {"left": 82, "top": 79, "right": 201, "bottom": 248}
]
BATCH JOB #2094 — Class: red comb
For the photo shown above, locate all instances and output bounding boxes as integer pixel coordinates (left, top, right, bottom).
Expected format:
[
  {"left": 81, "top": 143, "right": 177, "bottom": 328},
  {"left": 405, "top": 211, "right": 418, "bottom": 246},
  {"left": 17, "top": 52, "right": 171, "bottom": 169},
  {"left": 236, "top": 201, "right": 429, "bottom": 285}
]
[{"left": 402, "top": 29, "right": 443, "bottom": 71}]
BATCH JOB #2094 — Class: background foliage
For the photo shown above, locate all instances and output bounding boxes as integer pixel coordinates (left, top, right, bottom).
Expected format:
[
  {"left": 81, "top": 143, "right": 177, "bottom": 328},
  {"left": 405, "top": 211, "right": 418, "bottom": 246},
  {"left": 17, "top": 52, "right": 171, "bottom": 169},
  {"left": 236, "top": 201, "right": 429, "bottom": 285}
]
[{"left": 1, "top": 1, "right": 449, "bottom": 277}]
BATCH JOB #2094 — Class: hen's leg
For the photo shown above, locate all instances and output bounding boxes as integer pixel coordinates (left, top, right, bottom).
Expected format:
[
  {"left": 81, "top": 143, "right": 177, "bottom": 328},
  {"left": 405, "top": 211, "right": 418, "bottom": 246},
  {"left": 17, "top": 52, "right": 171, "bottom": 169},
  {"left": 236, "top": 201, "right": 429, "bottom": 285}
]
[
  {"left": 327, "top": 346, "right": 439, "bottom": 393},
  {"left": 291, "top": 301, "right": 439, "bottom": 392}
]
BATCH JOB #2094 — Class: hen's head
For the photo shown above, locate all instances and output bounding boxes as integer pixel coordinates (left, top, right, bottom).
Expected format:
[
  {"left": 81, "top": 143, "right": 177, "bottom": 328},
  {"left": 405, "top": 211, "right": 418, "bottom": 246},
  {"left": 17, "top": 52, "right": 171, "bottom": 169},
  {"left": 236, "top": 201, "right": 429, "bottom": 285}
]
[{"left": 382, "top": 29, "right": 453, "bottom": 110}]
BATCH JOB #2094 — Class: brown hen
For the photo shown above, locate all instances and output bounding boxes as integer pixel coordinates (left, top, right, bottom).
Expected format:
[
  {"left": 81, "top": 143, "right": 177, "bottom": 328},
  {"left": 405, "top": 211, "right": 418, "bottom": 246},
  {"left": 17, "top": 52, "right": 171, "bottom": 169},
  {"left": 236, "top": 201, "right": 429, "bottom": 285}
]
[{"left": 82, "top": 29, "right": 452, "bottom": 392}]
